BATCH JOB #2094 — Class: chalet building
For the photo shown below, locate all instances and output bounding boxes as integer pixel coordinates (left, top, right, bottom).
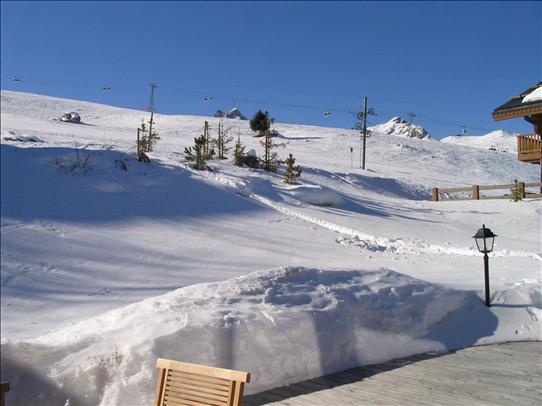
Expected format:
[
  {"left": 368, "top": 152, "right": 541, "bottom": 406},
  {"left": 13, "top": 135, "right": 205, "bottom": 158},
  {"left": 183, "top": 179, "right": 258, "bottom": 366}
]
[{"left": 493, "top": 82, "right": 542, "bottom": 165}]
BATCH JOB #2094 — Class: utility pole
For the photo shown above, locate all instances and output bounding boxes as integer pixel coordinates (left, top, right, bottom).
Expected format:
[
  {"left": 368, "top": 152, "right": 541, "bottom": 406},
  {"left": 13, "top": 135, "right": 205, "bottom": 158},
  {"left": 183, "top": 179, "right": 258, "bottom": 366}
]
[
  {"left": 147, "top": 83, "right": 158, "bottom": 113},
  {"left": 362, "top": 96, "right": 368, "bottom": 170}
]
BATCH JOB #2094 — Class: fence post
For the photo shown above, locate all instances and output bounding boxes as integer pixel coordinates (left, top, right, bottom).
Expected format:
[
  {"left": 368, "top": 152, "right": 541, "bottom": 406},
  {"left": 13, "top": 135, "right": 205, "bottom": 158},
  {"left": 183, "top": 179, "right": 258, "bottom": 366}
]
[
  {"left": 432, "top": 188, "right": 439, "bottom": 201},
  {"left": 519, "top": 182, "right": 526, "bottom": 198},
  {"left": 472, "top": 185, "right": 480, "bottom": 200}
]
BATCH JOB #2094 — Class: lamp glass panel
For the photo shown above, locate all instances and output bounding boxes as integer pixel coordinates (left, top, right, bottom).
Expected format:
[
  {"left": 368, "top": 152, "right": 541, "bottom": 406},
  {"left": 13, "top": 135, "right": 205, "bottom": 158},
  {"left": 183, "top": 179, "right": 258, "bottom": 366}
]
[
  {"left": 475, "top": 237, "right": 484, "bottom": 252},
  {"left": 486, "top": 237, "right": 495, "bottom": 252}
]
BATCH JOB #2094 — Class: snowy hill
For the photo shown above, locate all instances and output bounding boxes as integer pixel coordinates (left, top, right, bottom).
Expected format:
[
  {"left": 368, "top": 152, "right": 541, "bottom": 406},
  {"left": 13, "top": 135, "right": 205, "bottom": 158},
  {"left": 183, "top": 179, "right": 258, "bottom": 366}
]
[
  {"left": 369, "top": 116, "right": 430, "bottom": 139},
  {"left": 1, "top": 91, "right": 540, "bottom": 405},
  {"left": 441, "top": 130, "right": 517, "bottom": 153}
]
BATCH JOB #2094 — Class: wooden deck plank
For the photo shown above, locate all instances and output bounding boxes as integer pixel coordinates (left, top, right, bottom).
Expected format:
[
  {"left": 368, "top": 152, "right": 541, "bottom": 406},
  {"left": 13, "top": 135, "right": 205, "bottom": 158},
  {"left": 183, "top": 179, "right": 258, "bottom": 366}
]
[{"left": 244, "top": 342, "right": 542, "bottom": 406}]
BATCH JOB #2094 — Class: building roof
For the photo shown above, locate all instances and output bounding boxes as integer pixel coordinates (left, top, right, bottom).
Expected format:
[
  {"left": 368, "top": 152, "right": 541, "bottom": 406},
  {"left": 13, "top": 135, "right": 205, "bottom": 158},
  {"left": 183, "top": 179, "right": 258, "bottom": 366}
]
[{"left": 493, "top": 82, "right": 542, "bottom": 121}]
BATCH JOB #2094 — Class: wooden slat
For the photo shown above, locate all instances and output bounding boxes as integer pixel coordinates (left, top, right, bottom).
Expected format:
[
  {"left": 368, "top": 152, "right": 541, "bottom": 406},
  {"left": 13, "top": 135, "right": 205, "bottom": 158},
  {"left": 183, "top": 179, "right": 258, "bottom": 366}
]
[
  {"left": 478, "top": 183, "right": 516, "bottom": 190},
  {"left": 168, "top": 372, "right": 231, "bottom": 389},
  {"left": 157, "top": 358, "right": 250, "bottom": 383},
  {"left": 437, "top": 186, "right": 471, "bottom": 193},
  {"left": 166, "top": 384, "right": 230, "bottom": 402},
  {"left": 164, "top": 399, "right": 215, "bottom": 406},
  {"left": 164, "top": 391, "right": 229, "bottom": 406},
  {"left": 525, "top": 182, "right": 542, "bottom": 188},
  {"left": 231, "top": 381, "right": 245, "bottom": 406},
  {"left": 155, "top": 368, "right": 168, "bottom": 406},
  {"left": 166, "top": 381, "right": 230, "bottom": 397}
]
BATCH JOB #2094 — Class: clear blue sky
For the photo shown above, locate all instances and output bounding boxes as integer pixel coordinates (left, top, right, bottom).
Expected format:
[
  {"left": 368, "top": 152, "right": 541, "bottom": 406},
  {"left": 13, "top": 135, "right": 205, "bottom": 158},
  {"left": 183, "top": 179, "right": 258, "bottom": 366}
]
[{"left": 1, "top": 1, "right": 540, "bottom": 138}]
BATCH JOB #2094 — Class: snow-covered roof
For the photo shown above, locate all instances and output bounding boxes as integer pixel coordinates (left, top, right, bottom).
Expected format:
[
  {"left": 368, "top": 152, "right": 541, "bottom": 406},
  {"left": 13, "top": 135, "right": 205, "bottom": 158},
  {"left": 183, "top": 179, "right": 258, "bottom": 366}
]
[
  {"left": 522, "top": 86, "right": 542, "bottom": 103},
  {"left": 493, "top": 82, "right": 542, "bottom": 121}
]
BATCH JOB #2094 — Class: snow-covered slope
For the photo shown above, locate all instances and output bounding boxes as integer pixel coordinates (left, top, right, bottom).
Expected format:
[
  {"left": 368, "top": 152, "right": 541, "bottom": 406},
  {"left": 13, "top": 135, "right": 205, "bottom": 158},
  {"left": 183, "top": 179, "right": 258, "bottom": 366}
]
[
  {"left": 369, "top": 116, "right": 430, "bottom": 139},
  {"left": 1, "top": 91, "right": 540, "bottom": 405},
  {"left": 441, "top": 130, "right": 518, "bottom": 153}
]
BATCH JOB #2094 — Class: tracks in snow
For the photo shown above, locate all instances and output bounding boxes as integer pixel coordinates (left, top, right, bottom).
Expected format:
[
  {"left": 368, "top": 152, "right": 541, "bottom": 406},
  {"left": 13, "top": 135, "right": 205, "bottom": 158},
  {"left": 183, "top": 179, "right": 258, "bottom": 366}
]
[{"left": 200, "top": 169, "right": 542, "bottom": 261}]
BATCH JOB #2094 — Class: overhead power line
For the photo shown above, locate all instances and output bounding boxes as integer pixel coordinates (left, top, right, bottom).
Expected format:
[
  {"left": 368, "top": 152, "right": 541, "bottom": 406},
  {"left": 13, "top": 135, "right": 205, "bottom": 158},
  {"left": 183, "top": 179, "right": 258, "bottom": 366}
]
[{"left": 1, "top": 73, "right": 501, "bottom": 133}]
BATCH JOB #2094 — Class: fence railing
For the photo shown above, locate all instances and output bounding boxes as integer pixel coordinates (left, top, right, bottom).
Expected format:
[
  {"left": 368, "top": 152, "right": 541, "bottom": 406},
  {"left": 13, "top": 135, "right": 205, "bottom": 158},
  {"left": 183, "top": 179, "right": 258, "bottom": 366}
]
[
  {"left": 432, "top": 182, "right": 542, "bottom": 201},
  {"left": 517, "top": 133, "right": 541, "bottom": 162}
]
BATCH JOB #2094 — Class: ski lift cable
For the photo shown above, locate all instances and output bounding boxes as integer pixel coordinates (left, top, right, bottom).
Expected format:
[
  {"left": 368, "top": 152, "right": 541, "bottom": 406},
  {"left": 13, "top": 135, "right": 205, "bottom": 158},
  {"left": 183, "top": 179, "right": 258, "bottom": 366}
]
[{"left": 0, "top": 73, "right": 500, "bottom": 132}]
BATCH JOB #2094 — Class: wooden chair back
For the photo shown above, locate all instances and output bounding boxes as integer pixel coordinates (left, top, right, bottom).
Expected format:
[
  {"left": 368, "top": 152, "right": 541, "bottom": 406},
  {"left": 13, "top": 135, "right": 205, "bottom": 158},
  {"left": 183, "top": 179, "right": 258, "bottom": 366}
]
[
  {"left": 0, "top": 382, "right": 9, "bottom": 406},
  {"left": 154, "top": 358, "right": 250, "bottom": 406}
]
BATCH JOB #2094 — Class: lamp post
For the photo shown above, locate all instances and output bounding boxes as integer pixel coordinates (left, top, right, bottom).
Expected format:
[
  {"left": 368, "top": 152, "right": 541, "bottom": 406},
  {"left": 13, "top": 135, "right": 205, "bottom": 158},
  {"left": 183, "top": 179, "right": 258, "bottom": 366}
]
[{"left": 473, "top": 224, "right": 497, "bottom": 307}]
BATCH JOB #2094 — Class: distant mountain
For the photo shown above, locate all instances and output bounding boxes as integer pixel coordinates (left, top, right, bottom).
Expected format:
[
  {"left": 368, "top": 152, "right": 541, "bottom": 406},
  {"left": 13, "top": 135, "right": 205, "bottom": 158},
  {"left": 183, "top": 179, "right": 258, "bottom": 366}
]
[
  {"left": 369, "top": 117, "right": 430, "bottom": 139},
  {"left": 440, "top": 130, "right": 516, "bottom": 153},
  {"left": 214, "top": 107, "right": 247, "bottom": 120}
]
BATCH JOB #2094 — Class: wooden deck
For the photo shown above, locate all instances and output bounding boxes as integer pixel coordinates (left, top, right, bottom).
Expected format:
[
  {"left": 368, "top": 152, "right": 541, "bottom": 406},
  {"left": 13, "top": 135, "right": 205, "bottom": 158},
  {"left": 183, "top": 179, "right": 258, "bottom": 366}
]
[{"left": 244, "top": 342, "right": 542, "bottom": 406}]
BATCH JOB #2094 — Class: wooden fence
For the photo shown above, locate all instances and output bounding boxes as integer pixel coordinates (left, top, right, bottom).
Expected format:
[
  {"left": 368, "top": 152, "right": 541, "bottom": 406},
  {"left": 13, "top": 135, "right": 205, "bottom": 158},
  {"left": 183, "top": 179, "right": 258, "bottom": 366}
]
[{"left": 432, "top": 182, "right": 542, "bottom": 201}]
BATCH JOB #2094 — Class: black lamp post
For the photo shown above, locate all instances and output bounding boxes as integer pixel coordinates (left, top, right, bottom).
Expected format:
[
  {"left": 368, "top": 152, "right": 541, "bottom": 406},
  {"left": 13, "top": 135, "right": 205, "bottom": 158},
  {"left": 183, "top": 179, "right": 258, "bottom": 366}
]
[{"left": 473, "top": 224, "right": 497, "bottom": 307}]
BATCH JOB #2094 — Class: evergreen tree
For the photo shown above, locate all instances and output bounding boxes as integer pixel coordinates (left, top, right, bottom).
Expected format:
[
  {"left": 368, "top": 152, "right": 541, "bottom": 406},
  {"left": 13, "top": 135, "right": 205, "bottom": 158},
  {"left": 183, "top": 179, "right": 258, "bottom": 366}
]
[
  {"left": 284, "top": 153, "right": 302, "bottom": 184},
  {"left": 136, "top": 112, "right": 160, "bottom": 162},
  {"left": 250, "top": 110, "right": 272, "bottom": 137},
  {"left": 214, "top": 122, "right": 234, "bottom": 159},
  {"left": 233, "top": 135, "right": 246, "bottom": 166},
  {"left": 260, "top": 129, "right": 285, "bottom": 171},
  {"left": 136, "top": 120, "right": 150, "bottom": 162},
  {"left": 146, "top": 112, "right": 160, "bottom": 152},
  {"left": 510, "top": 180, "right": 523, "bottom": 202},
  {"left": 185, "top": 135, "right": 214, "bottom": 170}
]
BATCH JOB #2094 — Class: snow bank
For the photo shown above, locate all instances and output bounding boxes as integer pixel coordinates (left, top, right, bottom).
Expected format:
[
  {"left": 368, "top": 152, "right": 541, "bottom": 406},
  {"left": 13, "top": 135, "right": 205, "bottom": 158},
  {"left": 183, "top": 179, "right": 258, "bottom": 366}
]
[
  {"left": 2, "top": 266, "right": 485, "bottom": 406},
  {"left": 278, "top": 184, "right": 343, "bottom": 206},
  {"left": 2, "top": 131, "right": 43, "bottom": 143}
]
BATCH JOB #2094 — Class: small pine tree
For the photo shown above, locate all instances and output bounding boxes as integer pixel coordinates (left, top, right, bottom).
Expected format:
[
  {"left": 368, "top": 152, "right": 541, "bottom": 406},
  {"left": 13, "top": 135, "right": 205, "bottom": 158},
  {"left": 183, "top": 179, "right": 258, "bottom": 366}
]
[
  {"left": 284, "top": 153, "right": 302, "bottom": 184},
  {"left": 136, "top": 113, "right": 160, "bottom": 160},
  {"left": 137, "top": 120, "right": 149, "bottom": 161},
  {"left": 185, "top": 135, "right": 215, "bottom": 170},
  {"left": 510, "top": 180, "right": 523, "bottom": 202},
  {"left": 203, "top": 121, "right": 211, "bottom": 157},
  {"left": 260, "top": 129, "right": 285, "bottom": 171},
  {"left": 215, "top": 122, "right": 234, "bottom": 159},
  {"left": 250, "top": 110, "right": 272, "bottom": 137},
  {"left": 233, "top": 135, "right": 246, "bottom": 166}
]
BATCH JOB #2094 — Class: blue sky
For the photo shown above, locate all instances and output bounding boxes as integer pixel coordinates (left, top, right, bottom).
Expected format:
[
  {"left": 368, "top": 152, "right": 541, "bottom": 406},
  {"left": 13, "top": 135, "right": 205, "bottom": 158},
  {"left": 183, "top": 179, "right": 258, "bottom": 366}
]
[{"left": 1, "top": 1, "right": 540, "bottom": 138}]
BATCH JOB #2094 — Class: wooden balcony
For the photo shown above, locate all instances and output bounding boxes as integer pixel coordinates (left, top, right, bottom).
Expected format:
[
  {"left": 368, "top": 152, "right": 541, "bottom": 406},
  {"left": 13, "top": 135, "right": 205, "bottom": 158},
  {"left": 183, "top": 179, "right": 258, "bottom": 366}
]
[{"left": 517, "top": 133, "right": 541, "bottom": 163}]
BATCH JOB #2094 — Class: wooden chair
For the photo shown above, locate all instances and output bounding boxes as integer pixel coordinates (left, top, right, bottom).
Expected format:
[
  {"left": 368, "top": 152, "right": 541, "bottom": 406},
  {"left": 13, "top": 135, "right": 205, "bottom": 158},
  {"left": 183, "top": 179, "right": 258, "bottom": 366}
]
[
  {"left": 0, "top": 382, "right": 9, "bottom": 406},
  {"left": 154, "top": 358, "right": 250, "bottom": 406}
]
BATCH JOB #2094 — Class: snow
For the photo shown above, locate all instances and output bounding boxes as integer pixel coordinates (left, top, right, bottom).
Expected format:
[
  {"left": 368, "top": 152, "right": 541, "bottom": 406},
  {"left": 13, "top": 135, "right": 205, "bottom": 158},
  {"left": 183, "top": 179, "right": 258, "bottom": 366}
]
[
  {"left": 523, "top": 86, "right": 542, "bottom": 103},
  {"left": 441, "top": 130, "right": 517, "bottom": 153},
  {"left": 1, "top": 90, "right": 541, "bottom": 405},
  {"left": 1, "top": 131, "right": 43, "bottom": 143},
  {"left": 369, "top": 116, "right": 430, "bottom": 139}
]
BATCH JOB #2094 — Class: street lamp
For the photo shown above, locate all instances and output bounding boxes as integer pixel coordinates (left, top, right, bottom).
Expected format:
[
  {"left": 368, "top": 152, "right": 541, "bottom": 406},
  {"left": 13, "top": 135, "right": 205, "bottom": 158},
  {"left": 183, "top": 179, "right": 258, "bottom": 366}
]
[{"left": 473, "top": 224, "right": 497, "bottom": 307}]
